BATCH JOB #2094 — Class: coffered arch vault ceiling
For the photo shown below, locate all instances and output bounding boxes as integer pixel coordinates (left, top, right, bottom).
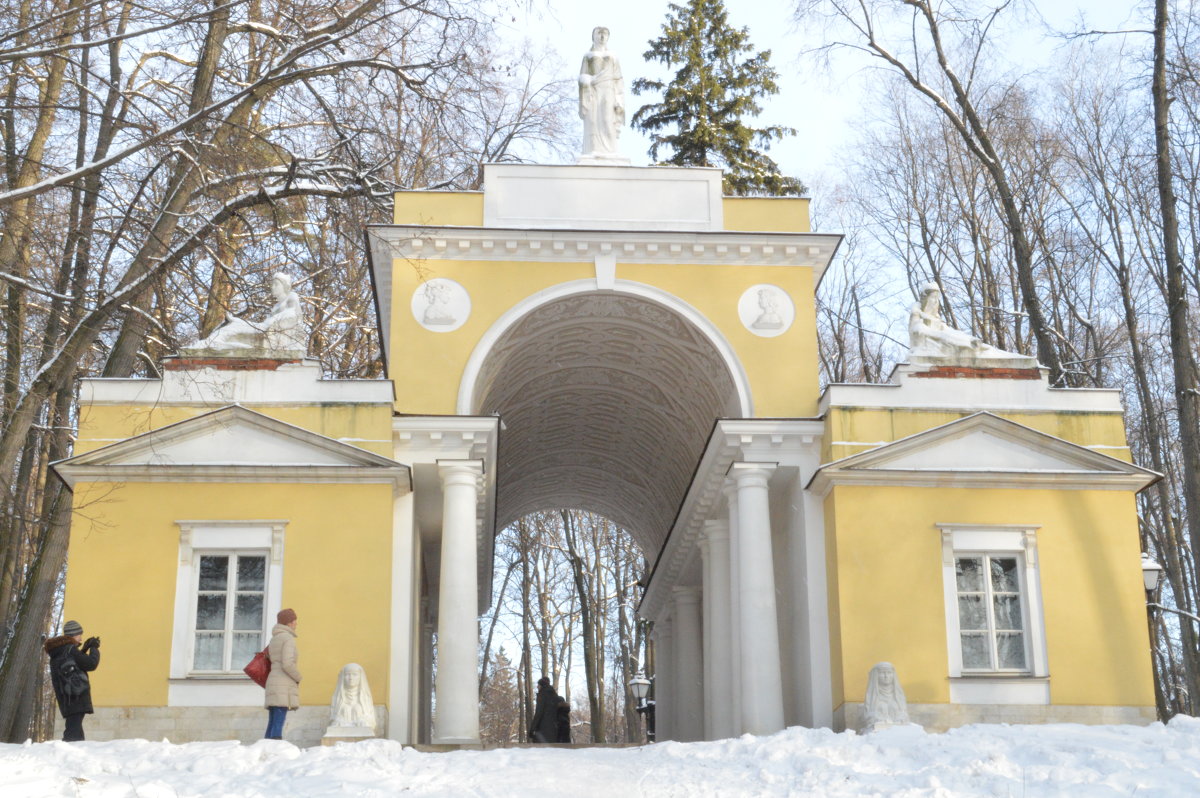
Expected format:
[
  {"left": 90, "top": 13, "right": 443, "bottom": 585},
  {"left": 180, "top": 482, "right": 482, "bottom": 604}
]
[{"left": 473, "top": 292, "right": 742, "bottom": 556}]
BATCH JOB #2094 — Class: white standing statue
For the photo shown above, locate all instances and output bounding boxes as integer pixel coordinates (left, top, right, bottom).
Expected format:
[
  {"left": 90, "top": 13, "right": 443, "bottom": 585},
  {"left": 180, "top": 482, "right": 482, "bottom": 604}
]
[
  {"left": 324, "top": 663, "right": 376, "bottom": 739},
  {"left": 863, "top": 661, "right": 910, "bottom": 732},
  {"left": 907, "top": 282, "right": 1029, "bottom": 364},
  {"left": 184, "top": 272, "right": 307, "bottom": 356},
  {"left": 578, "top": 26, "right": 629, "bottom": 164}
]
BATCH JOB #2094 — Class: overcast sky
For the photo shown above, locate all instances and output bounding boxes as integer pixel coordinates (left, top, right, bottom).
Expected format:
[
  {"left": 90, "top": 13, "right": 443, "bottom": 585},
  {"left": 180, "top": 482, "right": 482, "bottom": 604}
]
[{"left": 494, "top": 0, "right": 1144, "bottom": 196}]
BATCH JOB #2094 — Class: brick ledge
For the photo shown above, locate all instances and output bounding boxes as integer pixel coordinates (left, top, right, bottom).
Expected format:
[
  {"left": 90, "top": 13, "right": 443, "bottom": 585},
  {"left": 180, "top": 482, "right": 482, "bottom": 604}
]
[{"left": 910, "top": 365, "right": 1042, "bottom": 380}]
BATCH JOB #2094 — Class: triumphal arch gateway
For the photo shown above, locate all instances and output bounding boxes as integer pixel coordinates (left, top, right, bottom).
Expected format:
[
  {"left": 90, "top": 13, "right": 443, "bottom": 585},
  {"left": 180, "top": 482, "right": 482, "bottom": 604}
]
[{"left": 55, "top": 36, "right": 1159, "bottom": 745}]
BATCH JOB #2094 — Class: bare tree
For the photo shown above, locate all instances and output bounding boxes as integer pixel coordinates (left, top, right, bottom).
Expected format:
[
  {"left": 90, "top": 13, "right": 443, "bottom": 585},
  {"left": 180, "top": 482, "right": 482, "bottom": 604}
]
[
  {"left": 797, "top": 0, "right": 1067, "bottom": 381},
  {"left": 808, "top": 0, "right": 1200, "bottom": 716},
  {"left": 0, "top": 0, "right": 573, "bottom": 741}
]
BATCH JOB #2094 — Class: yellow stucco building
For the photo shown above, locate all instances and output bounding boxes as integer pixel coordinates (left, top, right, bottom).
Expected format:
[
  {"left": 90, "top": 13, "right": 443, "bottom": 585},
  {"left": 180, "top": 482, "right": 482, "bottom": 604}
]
[{"left": 54, "top": 163, "right": 1158, "bottom": 744}]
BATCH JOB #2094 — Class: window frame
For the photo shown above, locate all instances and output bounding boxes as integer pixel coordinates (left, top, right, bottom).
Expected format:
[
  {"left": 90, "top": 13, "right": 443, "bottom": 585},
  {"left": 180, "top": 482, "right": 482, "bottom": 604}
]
[
  {"left": 939, "top": 525, "right": 1049, "bottom": 691},
  {"left": 170, "top": 521, "right": 286, "bottom": 681},
  {"left": 953, "top": 552, "right": 1030, "bottom": 674},
  {"left": 190, "top": 550, "right": 269, "bottom": 674}
]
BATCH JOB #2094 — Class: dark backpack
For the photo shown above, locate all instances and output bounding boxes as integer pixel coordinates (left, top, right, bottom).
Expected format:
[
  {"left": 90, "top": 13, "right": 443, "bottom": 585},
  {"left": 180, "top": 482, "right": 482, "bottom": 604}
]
[{"left": 58, "top": 655, "right": 88, "bottom": 698}]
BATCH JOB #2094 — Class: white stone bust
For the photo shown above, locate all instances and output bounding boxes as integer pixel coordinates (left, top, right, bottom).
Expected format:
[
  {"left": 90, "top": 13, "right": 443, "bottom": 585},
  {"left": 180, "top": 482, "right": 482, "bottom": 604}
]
[
  {"left": 752, "top": 287, "right": 784, "bottom": 330},
  {"left": 421, "top": 280, "right": 456, "bottom": 326},
  {"left": 326, "top": 662, "right": 376, "bottom": 736},
  {"left": 578, "top": 26, "right": 629, "bottom": 164},
  {"left": 184, "top": 272, "right": 307, "bottom": 356},
  {"left": 863, "top": 661, "right": 910, "bottom": 732}
]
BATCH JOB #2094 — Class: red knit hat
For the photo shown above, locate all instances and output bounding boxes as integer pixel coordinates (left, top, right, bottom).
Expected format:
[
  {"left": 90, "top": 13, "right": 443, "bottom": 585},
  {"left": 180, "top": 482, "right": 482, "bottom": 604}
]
[{"left": 277, "top": 608, "right": 297, "bottom": 625}]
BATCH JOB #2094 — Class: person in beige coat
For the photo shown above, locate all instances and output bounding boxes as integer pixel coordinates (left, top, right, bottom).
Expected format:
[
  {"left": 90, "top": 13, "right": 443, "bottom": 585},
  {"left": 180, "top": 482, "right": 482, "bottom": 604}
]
[{"left": 264, "top": 608, "right": 301, "bottom": 740}]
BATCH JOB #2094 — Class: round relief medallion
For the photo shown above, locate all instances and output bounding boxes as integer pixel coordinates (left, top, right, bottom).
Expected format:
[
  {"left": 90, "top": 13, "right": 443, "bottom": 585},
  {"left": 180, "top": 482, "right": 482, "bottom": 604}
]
[
  {"left": 412, "top": 278, "right": 470, "bottom": 332},
  {"left": 737, "top": 284, "right": 794, "bottom": 338}
]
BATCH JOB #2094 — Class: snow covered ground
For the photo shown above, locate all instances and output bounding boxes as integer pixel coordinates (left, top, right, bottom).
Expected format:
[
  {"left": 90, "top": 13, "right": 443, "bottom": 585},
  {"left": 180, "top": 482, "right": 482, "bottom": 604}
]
[{"left": 3, "top": 717, "right": 1200, "bottom": 797}]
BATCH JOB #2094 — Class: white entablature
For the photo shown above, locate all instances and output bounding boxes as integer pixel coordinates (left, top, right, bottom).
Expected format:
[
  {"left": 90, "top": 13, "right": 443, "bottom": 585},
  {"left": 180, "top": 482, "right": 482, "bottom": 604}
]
[
  {"left": 54, "top": 404, "right": 410, "bottom": 490},
  {"left": 640, "top": 418, "right": 823, "bottom": 621},
  {"left": 368, "top": 226, "right": 839, "bottom": 268},
  {"left": 808, "top": 412, "right": 1158, "bottom": 495}
]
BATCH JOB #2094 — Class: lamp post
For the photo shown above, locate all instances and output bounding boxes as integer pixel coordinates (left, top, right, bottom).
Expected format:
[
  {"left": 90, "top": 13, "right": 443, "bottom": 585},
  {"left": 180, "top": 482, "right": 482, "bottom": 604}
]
[
  {"left": 1142, "top": 553, "right": 1200, "bottom": 721},
  {"left": 1143, "top": 553, "right": 1169, "bottom": 721},
  {"left": 1142, "top": 555, "right": 1163, "bottom": 595},
  {"left": 1143, "top": 553, "right": 1200, "bottom": 624},
  {"left": 629, "top": 672, "right": 655, "bottom": 743}
]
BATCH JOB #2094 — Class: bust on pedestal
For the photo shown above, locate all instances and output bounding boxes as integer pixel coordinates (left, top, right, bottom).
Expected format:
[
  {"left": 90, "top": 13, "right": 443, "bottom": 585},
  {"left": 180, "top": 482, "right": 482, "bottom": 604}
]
[
  {"left": 321, "top": 663, "right": 378, "bottom": 744},
  {"left": 862, "top": 662, "right": 915, "bottom": 733}
]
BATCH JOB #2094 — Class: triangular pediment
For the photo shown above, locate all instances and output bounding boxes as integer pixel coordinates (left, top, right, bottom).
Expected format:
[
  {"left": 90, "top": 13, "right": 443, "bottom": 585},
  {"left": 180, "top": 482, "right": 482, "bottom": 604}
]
[
  {"left": 54, "top": 405, "right": 408, "bottom": 487},
  {"left": 810, "top": 412, "right": 1158, "bottom": 493}
]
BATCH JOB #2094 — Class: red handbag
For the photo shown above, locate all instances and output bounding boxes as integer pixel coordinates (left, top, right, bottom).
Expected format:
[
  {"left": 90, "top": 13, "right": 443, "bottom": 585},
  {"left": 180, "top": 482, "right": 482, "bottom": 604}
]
[{"left": 244, "top": 646, "right": 271, "bottom": 687}]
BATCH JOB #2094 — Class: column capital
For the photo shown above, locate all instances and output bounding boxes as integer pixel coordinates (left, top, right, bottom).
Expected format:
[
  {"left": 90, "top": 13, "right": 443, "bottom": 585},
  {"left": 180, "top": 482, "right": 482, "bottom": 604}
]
[
  {"left": 437, "top": 458, "right": 484, "bottom": 486},
  {"left": 672, "top": 585, "right": 701, "bottom": 606},
  {"left": 727, "top": 461, "right": 777, "bottom": 489},
  {"left": 701, "top": 518, "right": 730, "bottom": 543}
]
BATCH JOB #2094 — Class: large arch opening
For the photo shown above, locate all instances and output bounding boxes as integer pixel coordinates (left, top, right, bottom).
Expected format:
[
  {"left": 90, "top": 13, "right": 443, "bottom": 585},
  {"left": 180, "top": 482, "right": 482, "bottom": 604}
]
[{"left": 468, "top": 290, "right": 744, "bottom": 555}]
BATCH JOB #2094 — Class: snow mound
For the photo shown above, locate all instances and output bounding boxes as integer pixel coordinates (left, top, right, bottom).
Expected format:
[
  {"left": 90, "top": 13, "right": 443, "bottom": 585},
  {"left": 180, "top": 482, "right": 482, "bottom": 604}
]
[{"left": 3, "top": 719, "right": 1199, "bottom": 797}]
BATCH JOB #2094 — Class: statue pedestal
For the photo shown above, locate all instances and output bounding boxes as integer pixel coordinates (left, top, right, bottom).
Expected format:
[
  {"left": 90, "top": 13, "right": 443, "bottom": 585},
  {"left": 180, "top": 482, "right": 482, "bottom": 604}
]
[
  {"left": 577, "top": 153, "right": 631, "bottom": 166},
  {"left": 321, "top": 726, "right": 376, "bottom": 745},
  {"left": 907, "top": 353, "right": 1041, "bottom": 373},
  {"left": 481, "top": 163, "right": 724, "bottom": 232},
  {"left": 862, "top": 721, "right": 922, "bottom": 734},
  {"left": 163, "top": 353, "right": 304, "bottom": 371}
]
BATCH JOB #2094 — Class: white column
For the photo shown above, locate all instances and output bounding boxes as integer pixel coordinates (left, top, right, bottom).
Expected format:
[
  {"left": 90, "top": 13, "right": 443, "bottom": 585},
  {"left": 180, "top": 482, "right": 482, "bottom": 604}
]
[
  {"left": 673, "top": 586, "right": 704, "bottom": 741},
  {"left": 388, "top": 491, "right": 417, "bottom": 742},
  {"left": 702, "top": 519, "right": 735, "bottom": 738},
  {"left": 419, "top": 604, "right": 433, "bottom": 744},
  {"left": 699, "top": 535, "right": 714, "bottom": 740},
  {"left": 652, "top": 614, "right": 674, "bottom": 741},
  {"left": 730, "top": 461, "right": 785, "bottom": 735},
  {"left": 434, "top": 459, "right": 484, "bottom": 743},
  {"left": 725, "top": 481, "right": 743, "bottom": 731}
]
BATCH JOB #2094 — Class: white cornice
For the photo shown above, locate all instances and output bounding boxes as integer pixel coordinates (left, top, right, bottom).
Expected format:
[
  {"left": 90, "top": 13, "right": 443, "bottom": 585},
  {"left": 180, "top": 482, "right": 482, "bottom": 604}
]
[
  {"left": 368, "top": 225, "right": 841, "bottom": 269},
  {"left": 393, "top": 415, "right": 498, "bottom": 463},
  {"left": 808, "top": 469, "right": 1155, "bottom": 496},
  {"left": 57, "top": 464, "right": 409, "bottom": 487}
]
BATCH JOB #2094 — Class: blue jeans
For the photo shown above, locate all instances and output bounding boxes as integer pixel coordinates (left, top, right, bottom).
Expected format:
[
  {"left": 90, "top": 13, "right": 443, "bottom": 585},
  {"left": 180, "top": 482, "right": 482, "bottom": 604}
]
[{"left": 265, "top": 706, "right": 287, "bottom": 740}]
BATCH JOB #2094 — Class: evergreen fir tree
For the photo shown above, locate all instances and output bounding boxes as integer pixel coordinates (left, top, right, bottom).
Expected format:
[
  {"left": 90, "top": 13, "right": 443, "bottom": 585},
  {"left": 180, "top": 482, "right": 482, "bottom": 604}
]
[{"left": 631, "top": 0, "right": 805, "bottom": 196}]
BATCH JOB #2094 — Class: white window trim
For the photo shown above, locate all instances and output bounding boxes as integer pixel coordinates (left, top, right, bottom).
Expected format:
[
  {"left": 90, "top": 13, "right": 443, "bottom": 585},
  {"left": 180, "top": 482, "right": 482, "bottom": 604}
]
[
  {"left": 169, "top": 520, "right": 285, "bottom": 706},
  {"left": 939, "top": 524, "right": 1049, "bottom": 705}
]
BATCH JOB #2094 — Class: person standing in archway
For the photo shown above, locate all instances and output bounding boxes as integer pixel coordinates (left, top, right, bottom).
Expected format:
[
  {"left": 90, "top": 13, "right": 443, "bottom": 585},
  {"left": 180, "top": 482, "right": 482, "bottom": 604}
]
[
  {"left": 529, "top": 676, "right": 560, "bottom": 743},
  {"left": 555, "top": 697, "right": 572, "bottom": 743}
]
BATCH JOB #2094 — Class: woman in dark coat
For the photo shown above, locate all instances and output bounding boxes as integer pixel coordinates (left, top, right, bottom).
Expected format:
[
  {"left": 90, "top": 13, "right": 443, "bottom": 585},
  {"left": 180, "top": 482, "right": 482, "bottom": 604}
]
[
  {"left": 555, "top": 698, "right": 571, "bottom": 743},
  {"left": 44, "top": 620, "right": 101, "bottom": 742},
  {"left": 528, "top": 677, "right": 560, "bottom": 743}
]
